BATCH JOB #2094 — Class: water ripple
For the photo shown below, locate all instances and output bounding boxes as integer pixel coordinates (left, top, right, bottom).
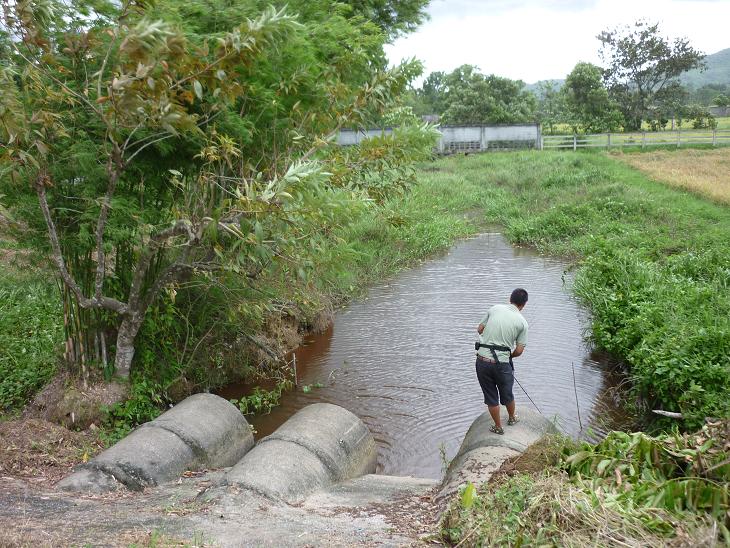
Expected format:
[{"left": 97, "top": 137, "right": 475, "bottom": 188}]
[{"left": 242, "top": 234, "right": 623, "bottom": 479}]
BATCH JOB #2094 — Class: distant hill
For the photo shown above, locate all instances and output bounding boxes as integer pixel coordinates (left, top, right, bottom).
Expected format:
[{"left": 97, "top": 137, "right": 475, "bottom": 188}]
[
  {"left": 525, "top": 79, "right": 564, "bottom": 98},
  {"left": 681, "top": 48, "right": 730, "bottom": 88},
  {"left": 522, "top": 48, "right": 729, "bottom": 95}
]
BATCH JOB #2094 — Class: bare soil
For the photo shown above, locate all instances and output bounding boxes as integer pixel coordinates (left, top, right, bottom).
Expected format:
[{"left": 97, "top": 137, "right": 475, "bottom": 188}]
[{"left": 0, "top": 418, "right": 103, "bottom": 487}]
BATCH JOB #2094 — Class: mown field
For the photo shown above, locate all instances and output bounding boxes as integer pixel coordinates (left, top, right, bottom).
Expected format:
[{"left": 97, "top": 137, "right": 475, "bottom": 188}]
[
  {"left": 615, "top": 147, "right": 730, "bottom": 204},
  {"left": 545, "top": 116, "right": 730, "bottom": 135}
]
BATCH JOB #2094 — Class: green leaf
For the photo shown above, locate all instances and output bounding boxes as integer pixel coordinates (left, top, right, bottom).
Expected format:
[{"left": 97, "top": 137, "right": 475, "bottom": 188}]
[
  {"left": 461, "top": 482, "right": 476, "bottom": 509},
  {"left": 193, "top": 80, "right": 203, "bottom": 100}
]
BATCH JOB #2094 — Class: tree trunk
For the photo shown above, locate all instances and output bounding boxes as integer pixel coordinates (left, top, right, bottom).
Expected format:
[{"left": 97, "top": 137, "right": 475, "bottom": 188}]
[{"left": 114, "top": 317, "right": 142, "bottom": 378}]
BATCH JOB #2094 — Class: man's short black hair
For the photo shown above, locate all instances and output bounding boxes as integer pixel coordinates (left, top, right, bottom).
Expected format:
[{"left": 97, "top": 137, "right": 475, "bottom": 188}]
[{"left": 510, "top": 288, "right": 528, "bottom": 307}]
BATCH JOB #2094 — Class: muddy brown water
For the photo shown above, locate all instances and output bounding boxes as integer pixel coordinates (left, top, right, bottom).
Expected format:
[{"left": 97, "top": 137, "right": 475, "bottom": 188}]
[{"left": 219, "top": 234, "right": 628, "bottom": 479}]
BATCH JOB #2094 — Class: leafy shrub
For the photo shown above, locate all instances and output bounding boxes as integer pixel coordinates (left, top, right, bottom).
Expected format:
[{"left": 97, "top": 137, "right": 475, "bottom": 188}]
[
  {"left": 230, "top": 379, "right": 294, "bottom": 416},
  {"left": 100, "top": 379, "right": 165, "bottom": 446},
  {"left": 565, "top": 420, "right": 730, "bottom": 534}
]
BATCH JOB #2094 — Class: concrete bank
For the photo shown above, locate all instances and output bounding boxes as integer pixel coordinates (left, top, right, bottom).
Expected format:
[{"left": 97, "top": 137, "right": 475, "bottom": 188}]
[
  {"left": 57, "top": 393, "right": 254, "bottom": 493},
  {"left": 440, "top": 408, "right": 557, "bottom": 498},
  {"left": 39, "top": 400, "right": 558, "bottom": 545},
  {"left": 224, "top": 402, "right": 377, "bottom": 502}
]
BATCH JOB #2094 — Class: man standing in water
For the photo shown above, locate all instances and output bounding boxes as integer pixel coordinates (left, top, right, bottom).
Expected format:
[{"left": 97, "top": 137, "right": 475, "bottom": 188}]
[{"left": 475, "top": 288, "right": 528, "bottom": 434}]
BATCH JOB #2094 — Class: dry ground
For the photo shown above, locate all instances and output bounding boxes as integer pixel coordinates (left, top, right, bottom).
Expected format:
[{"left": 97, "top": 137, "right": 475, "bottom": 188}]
[{"left": 615, "top": 148, "right": 730, "bottom": 205}]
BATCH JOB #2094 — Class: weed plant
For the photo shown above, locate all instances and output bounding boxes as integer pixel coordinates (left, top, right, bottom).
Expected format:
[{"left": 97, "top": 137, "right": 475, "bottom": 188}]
[
  {"left": 427, "top": 151, "right": 730, "bottom": 428},
  {"left": 440, "top": 426, "right": 728, "bottom": 546}
]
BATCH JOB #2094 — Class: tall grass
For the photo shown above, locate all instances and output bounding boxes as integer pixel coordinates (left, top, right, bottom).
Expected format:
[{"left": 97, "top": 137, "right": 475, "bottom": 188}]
[
  {"left": 0, "top": 261, "right": 63, "bottom": 414},
  {"left": 425, "top": 151, "right": 730, "bottom": 428}
]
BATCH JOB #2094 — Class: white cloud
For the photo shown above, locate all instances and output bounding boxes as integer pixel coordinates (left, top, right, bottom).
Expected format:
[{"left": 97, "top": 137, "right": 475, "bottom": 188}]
[{"left": 386, "top": 0, "right": 730, "bottom": 83}]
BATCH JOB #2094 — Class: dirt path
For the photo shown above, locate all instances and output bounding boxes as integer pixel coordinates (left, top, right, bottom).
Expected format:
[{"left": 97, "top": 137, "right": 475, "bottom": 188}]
[{"left": 0, "top": 469, "right": 441, "bottom": 547}]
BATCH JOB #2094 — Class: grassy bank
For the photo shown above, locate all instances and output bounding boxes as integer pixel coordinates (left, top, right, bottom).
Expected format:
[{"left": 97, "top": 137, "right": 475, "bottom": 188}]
[
  {"left": 423, "top": 151, "right": 730, "bottom": 428},
  {"left": 441, "top": 422, "right": 729, "bottom": 546},
  {"left": 0, "top": 240, "right": 63, "bottom": 414}
]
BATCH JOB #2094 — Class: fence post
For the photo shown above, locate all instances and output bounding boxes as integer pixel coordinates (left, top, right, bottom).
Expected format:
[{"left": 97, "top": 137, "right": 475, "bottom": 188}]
[
  {"left": 677, "top": 130, "right": 681, "bottom": 148},
  {"left": 573, "top": 134, "right": 577, "bottom": 152},
  {"left": 642, "top": 132, "right": 646, "bottom": 149},
  {"left": 607, "top": 133, "right": 611, "bottom": 150},
  {"left": 713, "top": 129, "right": 717, "bottom": 147}
]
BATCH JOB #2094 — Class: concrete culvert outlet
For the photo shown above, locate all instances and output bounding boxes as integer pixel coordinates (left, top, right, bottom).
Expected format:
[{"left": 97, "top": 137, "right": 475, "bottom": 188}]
[
  {"left": 224, "top": 403, "right": 377, "bottom": 503},
  {"left": 57, "top": 393, "right": 254, "bottom": 493},
  {"left": 439, "top": 408, "right": 557, "bottom": 499}
]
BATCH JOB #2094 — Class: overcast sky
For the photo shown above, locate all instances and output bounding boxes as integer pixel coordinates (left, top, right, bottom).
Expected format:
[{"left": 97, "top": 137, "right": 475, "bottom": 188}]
[{"left": 385, "top": 0, "right": 730, "bottom": 84}]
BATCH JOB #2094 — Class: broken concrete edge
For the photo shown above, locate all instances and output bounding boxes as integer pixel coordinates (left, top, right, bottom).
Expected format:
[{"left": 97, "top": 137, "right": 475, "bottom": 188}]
[
  {"left": 57, "top": 393, "right": 253, "bottom": 493},
  {"left": 439, "top": 408, "right": 558, "bottom": 500},
  {"left": 223, "top": 403, "right": 377, "bottom": 504}
]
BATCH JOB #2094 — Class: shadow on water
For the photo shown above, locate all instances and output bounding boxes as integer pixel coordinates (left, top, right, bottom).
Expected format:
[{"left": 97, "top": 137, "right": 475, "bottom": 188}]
[{"left": 218, "top": 233, "right": 630, "bottom": 479}]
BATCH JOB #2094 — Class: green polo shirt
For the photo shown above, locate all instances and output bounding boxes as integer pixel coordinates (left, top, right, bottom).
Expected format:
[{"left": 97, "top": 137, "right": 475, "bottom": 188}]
[{"left": 478, "top": 303, "right": 528, "bottom": 362}]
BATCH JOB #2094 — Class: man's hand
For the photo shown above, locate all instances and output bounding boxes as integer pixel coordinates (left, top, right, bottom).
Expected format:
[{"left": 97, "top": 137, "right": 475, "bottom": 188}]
[
  {"left": 511, "top": 344, "right": 525, "bottom": 358},
  {"left": 477, "top": 324, "right": 484, "bottom": 335}
]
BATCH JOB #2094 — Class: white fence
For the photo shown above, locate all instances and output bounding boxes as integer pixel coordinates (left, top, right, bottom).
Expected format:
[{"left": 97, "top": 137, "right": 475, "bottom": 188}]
[
  {"left": 338, "top": 124, "right": 541, "bottom": 153},
  {"left": 541, "top": 129, "right": 730, "bottom": 151},
  {"left": 339, "top": 126, "right": 730, "bottom": 153}
]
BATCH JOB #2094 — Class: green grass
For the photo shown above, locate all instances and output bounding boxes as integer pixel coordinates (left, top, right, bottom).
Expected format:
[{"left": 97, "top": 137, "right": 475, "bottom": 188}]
[
  {"left": 0, "top": 254, "right": 63, "bottom": 414},
  {"left": 545, "top": 116, "right": 730, "bottom": 135},
  {"left": 715, "top": 116, "right": 730, "bottom": 130},
  {"left": 422, "top": 151, "right": 730, "bottom": 428},
  {"left": 312, "top": 168, "right": 493, "bottom": 296}
]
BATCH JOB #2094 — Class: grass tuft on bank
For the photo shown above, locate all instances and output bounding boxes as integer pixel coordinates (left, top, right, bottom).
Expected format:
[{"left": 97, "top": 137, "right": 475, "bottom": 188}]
[{"left": 425, "top": 151, "right": 730, "bottom": 428}]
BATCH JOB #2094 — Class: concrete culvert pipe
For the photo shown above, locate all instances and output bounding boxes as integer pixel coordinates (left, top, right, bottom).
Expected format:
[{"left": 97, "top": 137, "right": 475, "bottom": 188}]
[
  {"left": 57, "top": 393, "right": 254, "bottom": 493},
  {"left": 225, "top": 403, "right": 377, "bottom": 503},
  {"left": 439, "top": 408, "right": 557, "bottom": 499}
]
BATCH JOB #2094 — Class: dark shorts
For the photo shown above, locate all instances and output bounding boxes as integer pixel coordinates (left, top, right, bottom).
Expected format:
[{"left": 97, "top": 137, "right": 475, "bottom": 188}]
[{"left": 475, "top": 358, "right": 514, "bottom": 406}]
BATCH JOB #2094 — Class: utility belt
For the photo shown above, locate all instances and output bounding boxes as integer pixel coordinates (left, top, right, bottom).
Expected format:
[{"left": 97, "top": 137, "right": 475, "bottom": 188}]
[{"left": 475, "top": 342, "right": 514, "bottom": 370}]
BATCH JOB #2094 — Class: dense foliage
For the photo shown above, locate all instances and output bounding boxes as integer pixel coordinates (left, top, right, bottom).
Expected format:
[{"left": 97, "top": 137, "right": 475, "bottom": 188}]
[
  {"left": 0, "top": 0, "right": 436, "bottom": 390},
  {"left": 0, "top": 262, "right": 62, "bottom": 412},
  {"left": 562, "top": 62, "right": 623, "bottom": 132},
  {"left": 410, "top": 65, "right": 538, "bottom": 125}
]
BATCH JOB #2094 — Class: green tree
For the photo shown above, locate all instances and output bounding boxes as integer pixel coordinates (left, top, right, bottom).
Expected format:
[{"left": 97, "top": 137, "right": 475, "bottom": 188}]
[
  {"left": 0, "top": 0, "right": 428, "bottom": 379},
  {"left": 435, "top": 65, "right": 537, "bottom": 125},
  {"left": 563, "top": 62, "right": 623, "bottom": 133},
  {"left": 411, "top": 70, "right": 447, "bottom": 116},
  {"left": 713, "top": 93, "right": 729, "bottom": 108},
  {"left": 598, "top": 20, "right": 705, "bottom": 131},
  {"left": 535, "top": 81, "right": 566, "bottom": 135},
  {"left": 340, "top": 0, "right": 430, "bottom": 38}
]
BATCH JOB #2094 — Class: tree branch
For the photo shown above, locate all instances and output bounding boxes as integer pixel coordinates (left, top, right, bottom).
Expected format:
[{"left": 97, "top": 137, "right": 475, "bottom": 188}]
[
  {"left": 94, "top": 143, "right": 123, "bottom": 301},
  {"left": 35, "top": 171, "right": 128, "bottom": 314}
]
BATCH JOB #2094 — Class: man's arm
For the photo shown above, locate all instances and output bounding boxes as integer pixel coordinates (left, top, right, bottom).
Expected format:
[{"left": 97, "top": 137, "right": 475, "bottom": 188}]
[{"left": 511, "top": 322, "right": 528, "bottom": 358}]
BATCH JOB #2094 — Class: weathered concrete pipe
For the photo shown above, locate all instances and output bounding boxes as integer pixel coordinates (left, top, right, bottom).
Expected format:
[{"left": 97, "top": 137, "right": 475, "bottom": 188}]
[
  {"left": 439, "top": 408, "right": 557, "bottom": 499},
  {"left": 225, "top": 403, "right": 377, "bottom": 503},
  {"left": 58, "top": 393, "right": 254, "bottom": 493}
]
